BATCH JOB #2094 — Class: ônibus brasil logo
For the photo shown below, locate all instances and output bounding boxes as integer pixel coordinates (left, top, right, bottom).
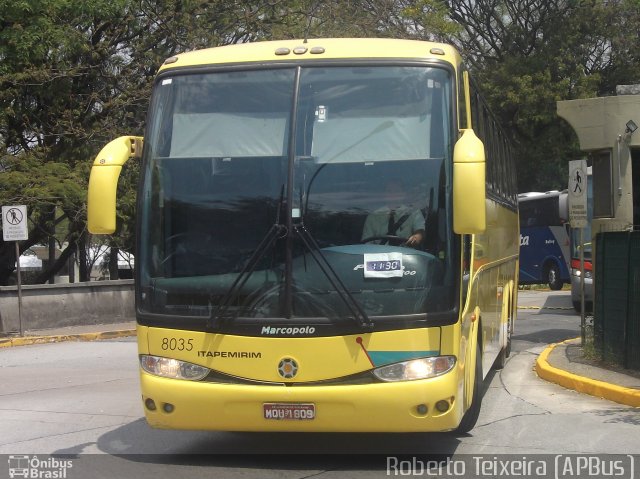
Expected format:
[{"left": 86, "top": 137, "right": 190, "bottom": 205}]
[{"left": 8, "top": 455, "right": 73, "bottom": 479}]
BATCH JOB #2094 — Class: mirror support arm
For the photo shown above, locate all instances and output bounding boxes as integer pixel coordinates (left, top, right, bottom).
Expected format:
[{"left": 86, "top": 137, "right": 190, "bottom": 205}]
[{"left": 87, "top": 136, "right": 143, "bottom": 234}]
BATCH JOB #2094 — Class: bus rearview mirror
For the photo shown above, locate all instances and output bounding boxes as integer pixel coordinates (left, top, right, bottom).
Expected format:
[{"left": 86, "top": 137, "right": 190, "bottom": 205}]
[
  {"left": 87, "top": 136, "right": 143, "bottom": 234},
  {"left": 453, "top": 129, "right": 486, "bottom": 234}
]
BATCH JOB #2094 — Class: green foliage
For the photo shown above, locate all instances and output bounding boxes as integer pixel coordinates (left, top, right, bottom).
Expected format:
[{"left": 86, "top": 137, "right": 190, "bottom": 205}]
[
  {"left": 399, "top": 0, "right": 461, "bottom": 40},
  {"left": 431, "top": 0, "right": 640, "bottom": 192},
  {"left": 0, "top": 0, "right": 141, "bottom": 283},
  {"left": 2, "top": 0, "right": 640, "bottom": 283}
]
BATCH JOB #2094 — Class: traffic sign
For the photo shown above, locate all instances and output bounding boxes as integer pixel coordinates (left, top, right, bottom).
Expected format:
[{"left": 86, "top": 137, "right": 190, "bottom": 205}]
[
  {"left": 2, "top": 205, "right": 29, "bottom": 241},
  {"left": 568, "top": 160, "right": 588, "bottom": 228}
]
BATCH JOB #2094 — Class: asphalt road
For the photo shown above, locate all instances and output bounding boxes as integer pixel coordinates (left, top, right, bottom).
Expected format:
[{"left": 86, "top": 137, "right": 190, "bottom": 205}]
[{"left": 1, "top": 291, "right": 638, "bottom": 479}]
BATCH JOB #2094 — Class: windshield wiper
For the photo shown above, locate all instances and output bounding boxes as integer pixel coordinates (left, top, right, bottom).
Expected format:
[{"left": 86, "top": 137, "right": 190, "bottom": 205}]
[
  {"left": 207, "top": 186, "right": 286, "bottom": 330},
  {"left": 206, "top": 222, "right": 285, "bottom": 330},
  {"left": 295, "top": 224, "right": 373, "bottom": 329}
]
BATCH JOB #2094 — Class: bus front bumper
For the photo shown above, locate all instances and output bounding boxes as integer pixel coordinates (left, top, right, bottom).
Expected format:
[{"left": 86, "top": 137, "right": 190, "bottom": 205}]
[{"left": 140, "top": 369, "right": 463, "bottom": 432}]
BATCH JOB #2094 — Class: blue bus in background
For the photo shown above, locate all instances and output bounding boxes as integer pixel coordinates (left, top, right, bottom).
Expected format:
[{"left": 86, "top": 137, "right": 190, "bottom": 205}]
[{"left": 518, "top": 191, "right": 570, "bottom": 290}]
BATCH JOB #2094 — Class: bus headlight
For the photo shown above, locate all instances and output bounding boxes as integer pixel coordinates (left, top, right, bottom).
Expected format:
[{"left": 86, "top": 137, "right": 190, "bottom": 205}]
[
  {"left": 140, "top": 355, "right": 209, "bottom": 381},
  {"left": 373, "top": 356, "right": 456, "bottom": 382}
]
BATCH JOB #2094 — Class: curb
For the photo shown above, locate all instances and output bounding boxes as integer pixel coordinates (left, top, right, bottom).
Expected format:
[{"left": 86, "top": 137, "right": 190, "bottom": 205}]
[
  {"left": 0, "top": 329, "right": 137, "bottom": 349},
  {"left": 535, "top": 339, "right": 640, "bottom": 408}
]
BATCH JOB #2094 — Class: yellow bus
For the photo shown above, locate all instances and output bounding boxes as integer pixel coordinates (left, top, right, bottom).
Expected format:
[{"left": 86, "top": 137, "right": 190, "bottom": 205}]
[{"left": 87, "top": 38, "right": 518, "bottom": 433}]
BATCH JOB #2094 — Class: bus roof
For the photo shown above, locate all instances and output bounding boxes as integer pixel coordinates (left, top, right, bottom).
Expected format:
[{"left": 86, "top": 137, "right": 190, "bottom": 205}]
[{"left": 158, "top": 38, "right": 462, "bottom": 72}]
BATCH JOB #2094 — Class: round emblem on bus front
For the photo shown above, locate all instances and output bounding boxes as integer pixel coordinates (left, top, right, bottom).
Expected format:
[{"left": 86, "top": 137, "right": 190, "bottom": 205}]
[{"left": 277, "top": 358, "right": 298, "bottom": 379}]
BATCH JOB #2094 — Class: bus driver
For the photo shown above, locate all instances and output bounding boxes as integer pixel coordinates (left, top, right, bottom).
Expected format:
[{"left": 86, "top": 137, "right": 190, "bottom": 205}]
[{"left": 361, "top": 179, "right": 425, "bottom": 247}]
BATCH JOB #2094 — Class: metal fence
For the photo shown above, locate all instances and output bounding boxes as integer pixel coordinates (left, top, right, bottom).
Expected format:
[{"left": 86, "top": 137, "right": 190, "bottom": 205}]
[{"left": 594, "top": 231, "right": 640, "bottom": 370}]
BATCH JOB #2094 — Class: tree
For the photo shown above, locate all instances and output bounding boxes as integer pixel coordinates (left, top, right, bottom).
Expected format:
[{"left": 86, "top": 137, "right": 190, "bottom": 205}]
[
  {"left": 0, "top": 0, "right": 145, "bottom": 284},
  {"left": 0, "top": 0, "right": 270, "bottom": 284},
  {"left": 3, "top": 0, "right": 640, "bottom": 287},
  {"left": 400, "top": 0, "right": 640, "bottom": 191},
  {"left": 0, "top": 0, "right": 328, "bottom": 284}
]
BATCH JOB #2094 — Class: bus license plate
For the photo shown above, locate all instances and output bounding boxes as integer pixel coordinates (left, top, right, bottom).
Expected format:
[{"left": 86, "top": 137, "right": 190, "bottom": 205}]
[{"left": 263, "top": 403, "right": 315, "bottom": 420}]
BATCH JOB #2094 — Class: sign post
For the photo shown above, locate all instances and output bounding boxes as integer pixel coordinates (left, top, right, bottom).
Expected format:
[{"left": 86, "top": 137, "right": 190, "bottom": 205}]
[
  {"left": 568, "top": 160, "right": 588, "bottom": 344},
  {"left": 2, "top": 205, "right": 29, "bottom": 336}
]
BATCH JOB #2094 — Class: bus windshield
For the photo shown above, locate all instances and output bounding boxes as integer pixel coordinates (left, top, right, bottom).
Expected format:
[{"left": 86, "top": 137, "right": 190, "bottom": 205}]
[{"left": 138, "top": 65, "right": 456, "bottom": 326}]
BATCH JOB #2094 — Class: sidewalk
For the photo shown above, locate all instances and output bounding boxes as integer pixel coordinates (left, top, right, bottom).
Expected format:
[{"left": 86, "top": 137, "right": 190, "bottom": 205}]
[
  {"left": 0, "top": 321, "right": 136, "bottom": 348},
  {"left": 536, "top": 338, "right": 640, "bottom": 408},
  {"left": 516, "top": 290, "right": 640, "bottom": 408}
]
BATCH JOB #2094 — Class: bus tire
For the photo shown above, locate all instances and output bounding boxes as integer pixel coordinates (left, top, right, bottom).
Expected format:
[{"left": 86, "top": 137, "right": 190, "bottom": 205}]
[
  {"left": 493, "top": 315, "right": 512, "bottom": 370},
  {"left": 456, "top": 339, "right": 482, "bottom": 434},
  {"left": 546, "top": 262, "right": 563, "bottom": 290},
  {"left": 494, "top": 290, "right": 513, "bottom": 370}
]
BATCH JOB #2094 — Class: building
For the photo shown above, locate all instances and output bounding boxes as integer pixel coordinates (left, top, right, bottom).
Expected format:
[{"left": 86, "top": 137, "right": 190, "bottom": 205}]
[{"left": 557, "top": 85, "right": 640, "bottom": 233}]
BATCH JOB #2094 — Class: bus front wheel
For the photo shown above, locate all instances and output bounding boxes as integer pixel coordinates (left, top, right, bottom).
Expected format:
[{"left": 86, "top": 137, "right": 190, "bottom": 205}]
[{"left": 546, "top": 262, "right": 563, "bottom": 290}]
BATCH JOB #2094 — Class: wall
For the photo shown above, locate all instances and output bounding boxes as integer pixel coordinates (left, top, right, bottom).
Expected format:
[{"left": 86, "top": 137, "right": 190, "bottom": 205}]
[
  {"left": 0, "top": 280, "right": 135, "bottom": 333},
  {"left": 557, "top": 93, "right": 640, "bottom": 233}
]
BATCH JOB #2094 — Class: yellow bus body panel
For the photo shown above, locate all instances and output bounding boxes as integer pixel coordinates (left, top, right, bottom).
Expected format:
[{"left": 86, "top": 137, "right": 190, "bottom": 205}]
[
  {"left": 466, "top": 202, "right": 519, "bottom": 376},
  {"left": 159, "top": 38, "right": 462, "bottom": 72},
  {"left": 138, "top": 325, "right": 467, "bottom": 432},
  {"left": 140, "top": 370, "right": 462, "bottom": 432},
  {"left": 145, "top": 327, "right": 442, "bottom": 382}
]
